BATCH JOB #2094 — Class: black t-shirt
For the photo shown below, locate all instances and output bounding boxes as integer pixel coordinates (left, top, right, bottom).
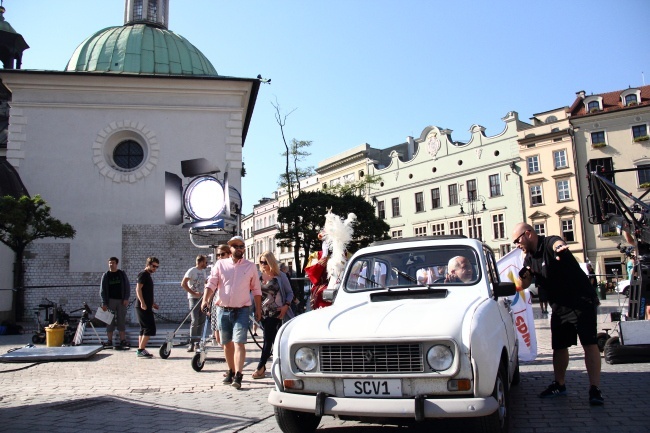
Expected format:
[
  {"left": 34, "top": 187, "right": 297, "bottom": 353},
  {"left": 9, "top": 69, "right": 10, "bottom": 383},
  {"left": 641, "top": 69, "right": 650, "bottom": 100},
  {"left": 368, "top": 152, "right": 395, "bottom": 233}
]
[
  {"left": 107, "top": 271, "right": 124, "bottom": 299},
  {"left": 523, "top": 235, "right": 595, "bottom": 308},
  {"left": 136, "top": 270, "right": 154, "bottom": 308}
]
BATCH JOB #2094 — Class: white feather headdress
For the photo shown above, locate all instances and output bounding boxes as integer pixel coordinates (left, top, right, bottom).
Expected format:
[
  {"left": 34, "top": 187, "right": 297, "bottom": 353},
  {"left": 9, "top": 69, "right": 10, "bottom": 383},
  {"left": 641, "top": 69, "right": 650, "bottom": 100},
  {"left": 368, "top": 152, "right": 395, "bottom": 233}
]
[{"left": 322, "top": 210, "right": 356, "bottom": 289}]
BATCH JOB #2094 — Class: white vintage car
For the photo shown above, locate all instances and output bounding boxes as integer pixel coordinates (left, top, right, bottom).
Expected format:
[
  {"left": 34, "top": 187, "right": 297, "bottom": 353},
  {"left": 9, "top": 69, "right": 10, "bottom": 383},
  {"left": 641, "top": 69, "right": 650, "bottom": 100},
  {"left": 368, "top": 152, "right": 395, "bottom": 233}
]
[{"left": 268, "top": 236, "right": 519, "bottom": 433}]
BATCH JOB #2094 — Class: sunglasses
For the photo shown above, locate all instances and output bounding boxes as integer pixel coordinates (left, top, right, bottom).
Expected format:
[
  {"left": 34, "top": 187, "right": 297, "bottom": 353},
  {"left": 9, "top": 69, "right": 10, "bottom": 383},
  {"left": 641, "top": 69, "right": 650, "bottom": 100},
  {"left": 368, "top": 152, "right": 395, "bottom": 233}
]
[
  {"left": 231, "top": 244, "right": 245, "bottom": 249},
  {"left": 513, "top": 230, "right": 529, "bottom": 245},
  {"left": 152, "top": 264, "right": 159, "bottom": 269},
  {"left": 259, "top": 260, "right": 268, "bottom": 265},
  {"left": 218, "top": 252, "right": 229, "bottom": 257}
]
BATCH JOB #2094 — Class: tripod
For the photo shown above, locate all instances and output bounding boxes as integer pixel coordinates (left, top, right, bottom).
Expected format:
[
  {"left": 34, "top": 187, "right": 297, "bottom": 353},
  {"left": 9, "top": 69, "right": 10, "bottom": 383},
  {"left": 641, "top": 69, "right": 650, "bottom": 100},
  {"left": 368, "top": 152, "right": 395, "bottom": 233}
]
[{"left": 71, "top": 303, "right": 102, "bottom": 346}]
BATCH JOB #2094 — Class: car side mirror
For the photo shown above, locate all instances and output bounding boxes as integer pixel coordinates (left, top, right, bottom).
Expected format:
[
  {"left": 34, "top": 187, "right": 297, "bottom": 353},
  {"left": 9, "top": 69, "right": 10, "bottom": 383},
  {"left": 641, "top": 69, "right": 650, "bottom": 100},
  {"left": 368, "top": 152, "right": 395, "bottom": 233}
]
[
  {"left": 494, "top": 282, "right": 516, "bottom": 298},
  {"left": 322, "top": 288, "right": 338, "bottom": 302}
]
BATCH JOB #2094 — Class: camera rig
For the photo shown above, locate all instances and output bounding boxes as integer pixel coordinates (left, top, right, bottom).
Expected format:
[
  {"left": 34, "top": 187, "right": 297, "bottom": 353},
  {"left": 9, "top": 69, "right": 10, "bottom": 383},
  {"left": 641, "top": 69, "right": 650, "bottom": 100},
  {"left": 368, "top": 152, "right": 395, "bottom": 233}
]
[{"left": 586, "top": 165, "right": 650, "bottom": 319}]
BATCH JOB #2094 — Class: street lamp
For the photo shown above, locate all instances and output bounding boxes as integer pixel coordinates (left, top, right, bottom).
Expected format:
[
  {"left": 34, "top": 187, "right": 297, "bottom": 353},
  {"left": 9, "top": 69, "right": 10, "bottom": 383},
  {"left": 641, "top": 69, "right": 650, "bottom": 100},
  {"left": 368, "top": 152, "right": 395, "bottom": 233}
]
[{"left": 458, "top": 195, "right": 487, "bottom": 241}]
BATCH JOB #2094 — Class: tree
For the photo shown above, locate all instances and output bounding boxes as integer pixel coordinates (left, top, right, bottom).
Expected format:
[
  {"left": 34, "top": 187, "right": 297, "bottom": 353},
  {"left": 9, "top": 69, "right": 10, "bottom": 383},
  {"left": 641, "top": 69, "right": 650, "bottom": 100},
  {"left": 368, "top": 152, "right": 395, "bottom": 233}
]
[
  {"left": 0, "top": 195, "right": 76, "bottom": 321},
  {"left": 276, "top": 191, "right": 390, "bottom": 276}
]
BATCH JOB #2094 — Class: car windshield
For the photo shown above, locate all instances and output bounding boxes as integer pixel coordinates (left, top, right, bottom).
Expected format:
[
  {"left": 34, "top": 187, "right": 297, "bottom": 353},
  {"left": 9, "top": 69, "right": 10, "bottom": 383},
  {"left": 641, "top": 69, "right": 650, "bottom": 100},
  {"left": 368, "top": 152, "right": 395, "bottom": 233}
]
[{"left": 345, "top": 245, "right": 480, "bottom": 292}]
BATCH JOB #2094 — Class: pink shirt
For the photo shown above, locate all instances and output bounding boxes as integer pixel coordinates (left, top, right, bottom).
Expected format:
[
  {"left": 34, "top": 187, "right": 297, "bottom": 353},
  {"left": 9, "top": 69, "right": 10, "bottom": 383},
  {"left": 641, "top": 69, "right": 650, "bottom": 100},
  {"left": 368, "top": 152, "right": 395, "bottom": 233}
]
[{"left": 205, "top": 257, "right": 261, "bottom": 308}]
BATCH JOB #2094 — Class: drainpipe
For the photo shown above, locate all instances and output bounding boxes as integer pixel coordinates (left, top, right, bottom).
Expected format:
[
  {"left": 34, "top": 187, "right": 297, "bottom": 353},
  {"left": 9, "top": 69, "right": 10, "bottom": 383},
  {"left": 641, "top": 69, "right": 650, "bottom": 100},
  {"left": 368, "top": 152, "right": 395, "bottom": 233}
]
[{"left": 510, "top": 161, "right": 527, "bottom": 222}]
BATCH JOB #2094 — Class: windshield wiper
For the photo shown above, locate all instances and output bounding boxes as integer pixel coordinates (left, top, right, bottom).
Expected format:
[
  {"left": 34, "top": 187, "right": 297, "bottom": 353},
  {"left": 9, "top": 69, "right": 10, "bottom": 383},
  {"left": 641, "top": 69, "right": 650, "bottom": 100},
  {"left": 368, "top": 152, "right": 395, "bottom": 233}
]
[
  {"left": 357, "top": 274, "right": 391, "bottom": 291},
  {"left": 392, "top": 267, "right": 418, "bottom": 285}
]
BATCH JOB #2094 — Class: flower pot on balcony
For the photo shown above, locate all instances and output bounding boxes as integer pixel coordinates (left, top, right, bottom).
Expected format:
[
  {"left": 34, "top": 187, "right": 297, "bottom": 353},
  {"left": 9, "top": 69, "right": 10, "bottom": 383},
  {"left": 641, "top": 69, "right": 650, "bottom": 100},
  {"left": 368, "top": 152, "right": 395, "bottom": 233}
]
[
  {"left": 634, "top": 135, "right": 649, "bottom": 143},
  {"left": 592, "top": 142, "right": 607, "bottom": 149}
]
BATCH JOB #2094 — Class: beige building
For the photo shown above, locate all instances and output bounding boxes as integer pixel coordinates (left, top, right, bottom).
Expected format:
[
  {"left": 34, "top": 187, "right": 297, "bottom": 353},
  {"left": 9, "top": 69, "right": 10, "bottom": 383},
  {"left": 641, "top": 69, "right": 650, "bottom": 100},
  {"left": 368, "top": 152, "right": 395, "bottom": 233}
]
[
  {"left": 569, "top": 85, "right": 650, "bottom": 279},
  {"left": 517, "top": 107, "right": 587, "bottom": 261}
]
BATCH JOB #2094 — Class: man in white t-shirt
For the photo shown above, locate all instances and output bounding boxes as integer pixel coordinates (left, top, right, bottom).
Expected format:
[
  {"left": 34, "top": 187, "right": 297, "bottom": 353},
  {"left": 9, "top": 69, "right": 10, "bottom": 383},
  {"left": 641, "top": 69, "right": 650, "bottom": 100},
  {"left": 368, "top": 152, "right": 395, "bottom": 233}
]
[{"left": 181, "top": 255, "right": 208, "bottom": 352}]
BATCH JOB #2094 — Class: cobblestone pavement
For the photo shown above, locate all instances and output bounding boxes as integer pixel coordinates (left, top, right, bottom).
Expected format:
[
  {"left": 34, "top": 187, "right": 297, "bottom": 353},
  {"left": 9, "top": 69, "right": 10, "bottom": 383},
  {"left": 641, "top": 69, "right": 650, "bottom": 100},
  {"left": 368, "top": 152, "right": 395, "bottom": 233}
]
[{"left": 0, "top": 296, "right": 648, "bottom": 433}]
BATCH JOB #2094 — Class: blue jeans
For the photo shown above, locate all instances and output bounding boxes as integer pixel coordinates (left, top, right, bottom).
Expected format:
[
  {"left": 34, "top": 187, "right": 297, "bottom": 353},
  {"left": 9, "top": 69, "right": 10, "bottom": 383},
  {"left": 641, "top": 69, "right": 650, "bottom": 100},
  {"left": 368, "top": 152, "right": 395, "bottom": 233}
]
[
  {"left": 188, "top": 298, "right": 206, "bottom": 343},
  {"left": 217, "top": 306, "right": 250, "bottom": 344}
]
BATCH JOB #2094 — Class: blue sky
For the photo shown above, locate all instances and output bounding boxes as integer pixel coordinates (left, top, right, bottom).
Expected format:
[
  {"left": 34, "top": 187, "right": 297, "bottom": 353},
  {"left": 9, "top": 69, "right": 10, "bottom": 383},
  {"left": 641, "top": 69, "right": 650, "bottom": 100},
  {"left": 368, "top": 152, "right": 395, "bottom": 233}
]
[{"left": 5, "top": 0, "right": 650, "bottom": 214}]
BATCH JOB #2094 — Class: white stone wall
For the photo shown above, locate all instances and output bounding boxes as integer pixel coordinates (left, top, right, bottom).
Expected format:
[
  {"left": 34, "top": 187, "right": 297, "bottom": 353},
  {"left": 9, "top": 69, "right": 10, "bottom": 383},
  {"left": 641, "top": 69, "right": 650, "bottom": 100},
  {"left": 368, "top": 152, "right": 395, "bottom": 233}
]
[{"left": 22, "top": 224, "right": 212, "bottom": 326}]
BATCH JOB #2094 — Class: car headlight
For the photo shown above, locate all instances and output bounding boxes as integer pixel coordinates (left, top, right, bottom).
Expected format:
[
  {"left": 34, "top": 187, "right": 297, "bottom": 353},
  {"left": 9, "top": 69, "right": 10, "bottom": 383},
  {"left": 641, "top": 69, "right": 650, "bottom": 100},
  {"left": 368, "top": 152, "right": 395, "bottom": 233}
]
[
  {"left": 426, "top": 344, "right": 454, "bottom": 371},
  {"left": 294, "top": 347, "right": 317, "bottom": 371}
]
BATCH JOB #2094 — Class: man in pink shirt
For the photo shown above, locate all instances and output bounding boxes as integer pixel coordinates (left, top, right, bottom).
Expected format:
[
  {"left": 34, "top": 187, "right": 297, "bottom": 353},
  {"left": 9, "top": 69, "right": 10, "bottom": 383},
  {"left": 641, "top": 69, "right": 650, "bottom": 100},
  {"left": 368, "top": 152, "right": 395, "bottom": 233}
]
[{"left": 202, "top": 236, "right": 262, "bottom": 390}]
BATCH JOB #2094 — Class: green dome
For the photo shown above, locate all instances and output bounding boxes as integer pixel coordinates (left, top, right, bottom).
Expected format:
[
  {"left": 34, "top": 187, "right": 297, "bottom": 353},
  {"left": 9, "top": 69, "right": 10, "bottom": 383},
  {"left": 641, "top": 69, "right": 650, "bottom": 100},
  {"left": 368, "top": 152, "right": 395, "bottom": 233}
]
[{"left": 65, "top": 24, "right": 218, "bottom": 76}]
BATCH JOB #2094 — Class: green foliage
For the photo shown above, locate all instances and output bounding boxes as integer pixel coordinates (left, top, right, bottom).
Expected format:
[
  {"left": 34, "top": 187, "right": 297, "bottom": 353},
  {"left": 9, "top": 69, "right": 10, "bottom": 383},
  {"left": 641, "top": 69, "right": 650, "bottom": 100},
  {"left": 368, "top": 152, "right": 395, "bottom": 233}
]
[
  {"left": 276, "top": 191, "right": 390, "bottom": 273},
  {"left": 325, "top": 174, "right": 383, "bottom": 197},
  {"left": 278, "top": 139, "right": 315, "bottom": 191},
  {"left": 0, "top": 194, "right": 76, "bottom": 254}
]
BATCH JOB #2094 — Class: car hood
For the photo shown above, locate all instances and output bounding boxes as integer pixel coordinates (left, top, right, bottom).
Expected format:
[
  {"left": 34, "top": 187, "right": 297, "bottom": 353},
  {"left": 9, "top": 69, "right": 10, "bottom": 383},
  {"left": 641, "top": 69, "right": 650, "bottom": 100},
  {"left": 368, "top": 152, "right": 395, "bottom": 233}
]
[{"left": 289, "top": 290, "right": 482, "bottom": 342}]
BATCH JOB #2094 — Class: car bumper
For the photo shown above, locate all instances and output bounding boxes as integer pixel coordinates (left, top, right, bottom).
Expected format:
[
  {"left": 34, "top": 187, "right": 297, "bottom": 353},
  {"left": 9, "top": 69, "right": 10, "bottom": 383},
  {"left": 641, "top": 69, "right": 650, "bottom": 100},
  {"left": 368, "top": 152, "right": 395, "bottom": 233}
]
[{"left": 268, "top": 390, "right": 498, "bottom": 419}]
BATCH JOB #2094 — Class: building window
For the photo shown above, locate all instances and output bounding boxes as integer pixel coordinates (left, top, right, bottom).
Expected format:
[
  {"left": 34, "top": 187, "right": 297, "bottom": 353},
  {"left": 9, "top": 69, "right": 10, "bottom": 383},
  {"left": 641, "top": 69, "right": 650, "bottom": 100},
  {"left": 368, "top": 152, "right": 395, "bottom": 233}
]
[
  {"left": 633, "top": 124, "right": 648, "bottom": 141},
  {"left": 492, "top": 214, "right": 505, "bottom": 239},
  {"left": 467, "top": 217, "right": 482, "bottom": 240},
  {"left": 448, "top": 184, "right": 458, "bottom": 206},
  {"left": 391, "top": 230, "right": 402, "bottom": 239},
  {"left": 133, "top": 0, "right": 143, "bottom": 19},
  {"left": 489, "top": 174, "right": 501, "bottom": 197},
  {"left": 533, "top": 223, "right": 546, "bottom": 236},
  {"left": 342, "top": 173, "right": 355, "bottom": 184},
  {"left": 557, "top": 180, "right": 571, "bottom": 201},
  {"left": 431, "top": 223, "right": 445, "bottom": 236},
  {"left": 377, "top": 200, "right": 385, "bottom": 219},
  {"left": 527, "top": 155, "right": 540, "bottom": 174},
  {"left": 625, "top": 94, "right": 638, "bottom": 106},
  {"left": 113, "top": 140, "right": 144, "bottom": 170},
  {"left": 499, "top": 244, "right": 511, "bottom": 257},
  {"left": 530, "top": 185, "right": 543, "bottom": 205},
  {"left": 466, "top": 179, "right": 477, "bottom": 201},
  {"left": 591, "top": 131, "right": 606, "bottom": 146},
  {"left": 414, "top": 226, "right": 427, "bottom": 237},
  {"left": 415, "top": 192, "right": 424, "bottom": 213},
  {"left": 431, "top": 188, "right": 441, "bottom": 209},
  {"left": 147, "top": 0, "right": 158, "bottom": 21},
  {"left": 587, "top": 101, "right": 600, "bottom": 112},
  {"left": 554, "top": 149, "right": 568, "bottom": 169},
  {"left": 561, "top": 219, "right": 575, "bottom": 242},
  {"left": 637, "top": 164, "right": 650, "bottom": 185},
  {"left": 449, "top": 220, "right": 463, "bottom": 236},
  {"left": 330, "top": 178, "right": 341, "bottom": 187},
  {"left": 391, "top": 197, "right": 400, "bottom": 217},
  {"left": 600, "top": 220, "right": 618, "bottom": 235}
]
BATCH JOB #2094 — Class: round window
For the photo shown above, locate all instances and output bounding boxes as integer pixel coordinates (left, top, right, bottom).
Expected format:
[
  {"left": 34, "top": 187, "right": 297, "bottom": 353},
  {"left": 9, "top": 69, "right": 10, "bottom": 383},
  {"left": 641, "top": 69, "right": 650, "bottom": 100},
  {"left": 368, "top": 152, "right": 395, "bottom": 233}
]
[{"left": 113, "top": 140, "right": 144, "bottom": 170}]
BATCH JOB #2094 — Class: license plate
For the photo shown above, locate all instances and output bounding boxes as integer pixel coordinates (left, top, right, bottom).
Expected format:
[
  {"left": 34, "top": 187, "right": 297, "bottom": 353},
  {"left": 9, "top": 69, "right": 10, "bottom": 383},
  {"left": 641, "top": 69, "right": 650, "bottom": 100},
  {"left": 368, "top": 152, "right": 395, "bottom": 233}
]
[{"left": 343, "top": 379, "right": 402, "bottom": 397}]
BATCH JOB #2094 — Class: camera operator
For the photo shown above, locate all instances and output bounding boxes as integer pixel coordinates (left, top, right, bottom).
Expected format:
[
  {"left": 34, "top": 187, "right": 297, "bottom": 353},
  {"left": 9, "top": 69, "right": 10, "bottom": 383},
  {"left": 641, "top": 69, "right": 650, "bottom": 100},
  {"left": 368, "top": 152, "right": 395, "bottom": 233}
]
[{"left": 512, "top": 222, "right": 604, "bottom": 406}]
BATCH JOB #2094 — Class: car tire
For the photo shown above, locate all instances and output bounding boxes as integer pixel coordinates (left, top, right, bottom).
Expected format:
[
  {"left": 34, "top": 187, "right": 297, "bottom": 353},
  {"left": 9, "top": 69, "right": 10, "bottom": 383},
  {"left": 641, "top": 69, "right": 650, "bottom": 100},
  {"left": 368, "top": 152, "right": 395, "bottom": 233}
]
[
  {"left": 623, "top": 287, "right": 629, "bottom": 297},
  {"left": 511, "top": 359, "right": 521, "bottom": 386},
  {"left": 274, "top": 406, "right": 321, "bottom": 433},
  {"left": 475, "top": 364, "right": 510, "bottom": 433}
]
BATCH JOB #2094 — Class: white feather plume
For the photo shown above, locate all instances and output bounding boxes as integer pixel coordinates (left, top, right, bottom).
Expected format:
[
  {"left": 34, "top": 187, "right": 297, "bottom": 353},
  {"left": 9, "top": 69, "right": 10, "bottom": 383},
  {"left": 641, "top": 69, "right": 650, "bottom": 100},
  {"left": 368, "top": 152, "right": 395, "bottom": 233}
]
[{"left": 322, "top": 211, "right": 356, "bottom": 289}]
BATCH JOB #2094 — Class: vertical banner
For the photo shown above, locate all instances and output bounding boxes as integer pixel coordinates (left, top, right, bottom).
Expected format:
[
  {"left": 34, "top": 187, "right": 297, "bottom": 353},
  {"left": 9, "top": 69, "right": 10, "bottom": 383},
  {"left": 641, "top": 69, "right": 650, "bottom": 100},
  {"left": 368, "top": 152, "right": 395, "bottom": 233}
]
[{"left": 496, "top": 249, "right": 538, "bottom": 362}]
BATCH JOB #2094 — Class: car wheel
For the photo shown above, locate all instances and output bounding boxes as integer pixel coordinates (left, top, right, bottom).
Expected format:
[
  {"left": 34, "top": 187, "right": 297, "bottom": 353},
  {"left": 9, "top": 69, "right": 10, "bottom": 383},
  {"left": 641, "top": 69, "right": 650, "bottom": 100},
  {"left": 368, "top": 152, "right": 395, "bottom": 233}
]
[
  {"left": 511, "top": 359, "right": 521, "bottom": 386},
  {"left": 623, "top": 287, "right": 629, "bottom": 297},
  {"left": 274, "top": 406, "right": 321, "bottom": 433},
  {"left": 475, "top": 365, "right": 510, "bottom": 433}
]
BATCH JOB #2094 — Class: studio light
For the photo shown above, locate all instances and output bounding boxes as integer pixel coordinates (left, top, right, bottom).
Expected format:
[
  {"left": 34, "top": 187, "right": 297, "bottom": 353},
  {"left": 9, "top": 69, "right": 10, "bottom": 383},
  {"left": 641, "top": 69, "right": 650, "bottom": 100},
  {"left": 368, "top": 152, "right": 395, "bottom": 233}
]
[{"left": 183, "top": 175, "right": 225, "bottom": 221}]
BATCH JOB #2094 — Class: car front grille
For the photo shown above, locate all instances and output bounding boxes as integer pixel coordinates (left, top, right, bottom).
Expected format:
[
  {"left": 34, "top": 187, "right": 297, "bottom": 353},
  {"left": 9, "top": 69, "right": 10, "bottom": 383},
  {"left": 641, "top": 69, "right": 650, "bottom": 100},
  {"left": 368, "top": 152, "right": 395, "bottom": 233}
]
[{"left": 320, "top": 343, "right": 423, "bottom": 373}]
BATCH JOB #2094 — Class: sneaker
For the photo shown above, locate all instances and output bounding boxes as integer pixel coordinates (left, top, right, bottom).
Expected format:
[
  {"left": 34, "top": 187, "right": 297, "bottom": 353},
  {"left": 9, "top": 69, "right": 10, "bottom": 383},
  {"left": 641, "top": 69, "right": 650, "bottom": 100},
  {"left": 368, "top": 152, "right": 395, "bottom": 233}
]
[
  {"left": 222, "top": 369, "right": 234, "bottom": 384},
  {"left": 103, "top": 340, "right": 113, "bottom": 348},
  {"left": 539, "top": 381, "right": 567, "bottom": 398},
  {"left": 589, "top": 385, "right": 604, "bottom": 406},
  {"left": 187, "top": 343, "right": 195, "bottom": 352},
  {"left": 137, "top": 349, "right": 154, "bottom": 358},
  {"left": 231, "top": 372, "right": 243, "bottom": 389},
  {"left": 120, "top": 340, "right": 130, "bottom": 349}
]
